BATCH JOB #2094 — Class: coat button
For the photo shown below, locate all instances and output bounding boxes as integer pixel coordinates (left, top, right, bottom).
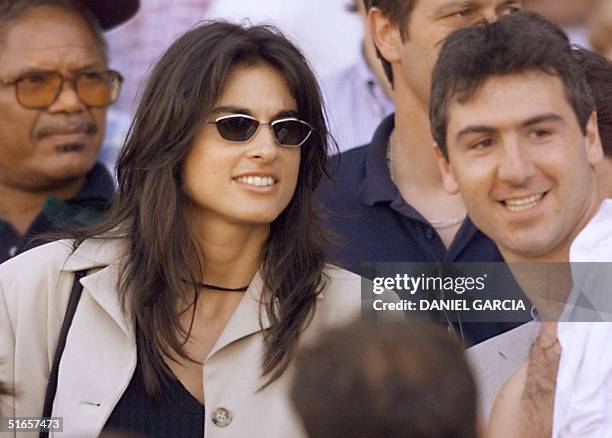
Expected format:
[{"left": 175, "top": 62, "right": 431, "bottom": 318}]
[{"left": 212, "top": 407, "right": 233, "bottom": 427}]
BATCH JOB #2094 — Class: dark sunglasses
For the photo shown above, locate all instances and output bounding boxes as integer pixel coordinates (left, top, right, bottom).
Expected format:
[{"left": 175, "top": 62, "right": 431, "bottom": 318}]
[
  {"left": 1, "top": 70, "right": 123, "bottom": 109},
  {"left": 207, "top": 114, "right": 313, "bottom": 147}
]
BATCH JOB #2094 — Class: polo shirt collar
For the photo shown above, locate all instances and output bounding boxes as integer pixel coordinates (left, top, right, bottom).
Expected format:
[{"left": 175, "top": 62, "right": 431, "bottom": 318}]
[
  {"left": 359, "top": 113, "right": 397, "bottom": 206},
  {"left": 355, "top": 115, "right": 480, "bottom": 251},
  {"left": 0, "top": 162, "right": 113, "bottom": 231},
  {"left": 40, "top": 162, "right": 114, "bottom": 229},
  {"left": 70, "top": 162, "right": 115, "bottom": 204}
]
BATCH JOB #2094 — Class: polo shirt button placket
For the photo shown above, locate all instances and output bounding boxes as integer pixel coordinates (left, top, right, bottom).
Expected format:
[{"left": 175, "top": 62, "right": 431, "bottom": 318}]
[{"left": 425, "top": 228, "right": 434, "bottom": 240}]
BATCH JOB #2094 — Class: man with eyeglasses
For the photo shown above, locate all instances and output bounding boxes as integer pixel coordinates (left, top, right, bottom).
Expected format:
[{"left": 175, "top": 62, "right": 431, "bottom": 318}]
[{"left": 0, "top": 0, "right": 138, "bottom": 264}]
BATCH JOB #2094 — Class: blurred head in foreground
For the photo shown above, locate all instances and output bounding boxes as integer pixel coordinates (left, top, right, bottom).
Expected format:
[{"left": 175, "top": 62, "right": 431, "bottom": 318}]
[{"left": 291, "top": 321, "right": 478, "bottom": 438}]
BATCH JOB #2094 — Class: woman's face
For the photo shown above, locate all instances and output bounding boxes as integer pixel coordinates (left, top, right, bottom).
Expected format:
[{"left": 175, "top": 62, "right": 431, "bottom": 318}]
[{"left": 182, "top": 63, "right": 302, "bottom": 228}]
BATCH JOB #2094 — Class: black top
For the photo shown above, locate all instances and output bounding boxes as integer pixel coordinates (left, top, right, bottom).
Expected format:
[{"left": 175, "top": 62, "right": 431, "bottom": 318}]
[
  {"left": 316, "top": 114, "right": 528, "bottom": 344},
  {"left": 103, "top": 358, "right": 205, "bottom": 438},
  {"left": 0, "top": 162, "right": 114, "bottom": 264}
]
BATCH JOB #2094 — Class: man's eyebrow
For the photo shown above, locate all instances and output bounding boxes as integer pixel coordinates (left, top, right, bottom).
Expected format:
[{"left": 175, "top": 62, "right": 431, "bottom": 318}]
[
  {"left": 454, "top": 113, "right": 565, "bottom": 142},
  {"left": 498, "top": 0, "right": 522, "bottom": 9},
  {"left": 455, "top": 125, "right": 497, "bottom": 142},
  {"left": 434, "top": 0, "right": 472, "bottom": 15},
  {"left": 2, "top": 67, "right": 49, "bottom": 82},
  {"left": 521, "top": 113, "right": 564, "bottom": 128},
  {"left": 71, "top": 63, "right": 106, "bottom": 74},
  {"left": 4, "top": 63, "right": 107, "bottom": 81},
  {"left": 435, "top": 0, "right": 520, "bottom": 16}
]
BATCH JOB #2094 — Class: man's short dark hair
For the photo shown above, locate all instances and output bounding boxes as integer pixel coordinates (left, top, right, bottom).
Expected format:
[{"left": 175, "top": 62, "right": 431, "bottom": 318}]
[
  {"left": 573, "top": 48, "right": 612, "bottom": 157},
  {"left": 364, "top": 0, "right": 418, "bottom": 86},
  {"left": 429, "top": 11, "right": 595, "bottom": 157},
  {"left": 0, "top": 0, "right": 108, "bottom": 62},
  {"left": 290, "top": 321, "right": 477, "bottom": 438}
]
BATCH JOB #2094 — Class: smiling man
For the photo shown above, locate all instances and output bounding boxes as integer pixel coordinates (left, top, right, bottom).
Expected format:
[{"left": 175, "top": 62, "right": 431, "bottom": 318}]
[
  {"left": 431, "top": 12, "right": 612, "bottom": 435},
  {"left": 317, "top": 0, "right": 526, "bottom": 345},
  {"left": 0, "top": 0, "right": 137, "bottom": 264}
]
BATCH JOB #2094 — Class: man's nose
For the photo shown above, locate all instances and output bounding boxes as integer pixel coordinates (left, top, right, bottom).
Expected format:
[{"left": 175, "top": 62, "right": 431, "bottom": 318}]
[
  {"left": 497, "top": 141, "right": 536, "bottom": 185},
  {"left": 46, "top": 80, "right": 87, "bottom": 114},
  {"left": 479, "top": 7, "right": 503, "bottom": 24}
]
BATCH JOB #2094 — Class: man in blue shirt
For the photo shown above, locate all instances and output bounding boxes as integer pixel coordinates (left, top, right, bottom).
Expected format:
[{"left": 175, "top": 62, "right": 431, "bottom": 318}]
[{"left": 317, "top": 0, "right": 527, "bottom": 344}]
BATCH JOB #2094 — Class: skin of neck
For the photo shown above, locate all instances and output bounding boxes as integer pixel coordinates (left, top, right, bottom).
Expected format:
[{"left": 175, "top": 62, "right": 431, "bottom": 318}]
[
  {"left": 391, "top": 67, "right": 445, "bottom": 189},
  {"left": 362, "top": 37, "right": 393, "bottom": 100},
  {"left": 595, "top": 156, "right": 612, "bottom": 199},
  {"left": 508, "top": 262, "right": 573, "bottom": 321},
  {"left": 188, "top": 210, "right": 268, "bottom": 289},
  {"left": 0, "top": 175, "right": 86, "bottom": 235}
]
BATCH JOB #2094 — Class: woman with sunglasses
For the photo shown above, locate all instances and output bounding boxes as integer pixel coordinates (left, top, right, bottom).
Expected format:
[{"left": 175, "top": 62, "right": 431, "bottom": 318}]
[{"left": 0, "top": 22, "right": 362, "bottom": 437}]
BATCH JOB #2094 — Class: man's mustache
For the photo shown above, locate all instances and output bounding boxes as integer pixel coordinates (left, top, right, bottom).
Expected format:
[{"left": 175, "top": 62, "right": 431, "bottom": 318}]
[{"left": 34, "top": 119, "right": 98, "bottom": 140}]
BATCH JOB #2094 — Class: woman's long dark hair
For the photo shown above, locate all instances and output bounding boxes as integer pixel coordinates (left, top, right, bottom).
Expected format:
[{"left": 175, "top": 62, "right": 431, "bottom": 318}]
[{"left": 73, "top": 21, "right": 334, "bottom": 397}]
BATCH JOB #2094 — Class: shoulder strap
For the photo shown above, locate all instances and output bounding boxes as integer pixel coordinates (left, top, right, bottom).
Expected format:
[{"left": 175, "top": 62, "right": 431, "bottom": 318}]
[{"left": 40, "top": 270, "right": 87, "bottom": 438}]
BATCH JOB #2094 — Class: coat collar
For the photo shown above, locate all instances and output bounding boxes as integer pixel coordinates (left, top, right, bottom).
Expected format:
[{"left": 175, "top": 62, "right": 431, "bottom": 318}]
[
  {"left": 207, "top": 271, "right": 272, "bottom": 359},
  {"left": 61, "top": 238, "right": 133, "bottom": 338},
  {"left": 61, "top": 237, "right": 272, "bottom": 358},
  {"left": 62, "top": 237, "right": 128, "bottom": 271}
]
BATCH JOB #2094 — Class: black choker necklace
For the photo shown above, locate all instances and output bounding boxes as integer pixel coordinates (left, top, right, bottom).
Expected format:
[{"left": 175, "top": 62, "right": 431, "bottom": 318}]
[{"left": 196, "top": 282, "right": 249, "bottom": 292}]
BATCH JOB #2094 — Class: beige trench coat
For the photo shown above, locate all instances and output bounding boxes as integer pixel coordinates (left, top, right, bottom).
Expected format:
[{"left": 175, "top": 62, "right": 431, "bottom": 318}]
[{"left": 0, "top": 238, "right": 362, "bottom": 437}]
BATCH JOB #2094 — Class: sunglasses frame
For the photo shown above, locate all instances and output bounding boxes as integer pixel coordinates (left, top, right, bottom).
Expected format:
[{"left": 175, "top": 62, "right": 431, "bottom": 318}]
[
  {"left": 1, "top": 69, "right": 123, "bottom": 110},
  {"left": 207, "top": 113, "right": 313, "bottom": 148}
]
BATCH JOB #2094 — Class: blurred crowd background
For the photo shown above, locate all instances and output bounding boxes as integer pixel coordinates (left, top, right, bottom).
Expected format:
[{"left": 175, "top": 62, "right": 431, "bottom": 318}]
[{"left": 99, "top": 0, "right": 612, "bottom": 170}]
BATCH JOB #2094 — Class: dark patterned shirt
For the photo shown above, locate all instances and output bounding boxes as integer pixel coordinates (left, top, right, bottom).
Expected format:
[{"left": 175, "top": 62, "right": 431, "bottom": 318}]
[{"left": 0, "top": 162, "right": 114, "bottom": 264}]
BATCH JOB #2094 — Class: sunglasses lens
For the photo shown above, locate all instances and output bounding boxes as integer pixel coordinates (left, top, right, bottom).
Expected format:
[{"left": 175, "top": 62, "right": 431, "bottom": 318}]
[
  {"left": 272, "top": 120, "right": 312, "bottom": 146},
  {"left": 15, "top": 70, "right": 122, "bottom": 109},
  {"left": 76, "top": 71, "right": 122, "bottom": 107},
  {"left": 216, "top": 116, "right": 259, "bottom": 142},
  {"left": 16, "top": 72, "right": 62, "bottom": 108}
]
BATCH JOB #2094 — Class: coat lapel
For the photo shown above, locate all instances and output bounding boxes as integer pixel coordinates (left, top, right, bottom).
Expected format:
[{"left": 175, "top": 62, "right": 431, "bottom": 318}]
[
  {"left": 56, "top": 237, "right": 274, "bottom": 433},
  {"left": 61, "top": 237, "right": 132, "bottom": 338},
  {"left": 207, "top": 271, "right": 272, "bottom": 359},
  {"left": 54, "top": 238, "right": 137, "bottom": 436}
]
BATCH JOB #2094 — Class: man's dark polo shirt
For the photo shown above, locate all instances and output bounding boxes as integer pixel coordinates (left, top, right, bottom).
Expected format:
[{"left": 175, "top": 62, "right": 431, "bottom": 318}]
[
  {"left": 0, "top": 162, "right": 114, "bottom": 264},
  {"left": 317, "top": 114, "right": 527, "bottom": 345}
]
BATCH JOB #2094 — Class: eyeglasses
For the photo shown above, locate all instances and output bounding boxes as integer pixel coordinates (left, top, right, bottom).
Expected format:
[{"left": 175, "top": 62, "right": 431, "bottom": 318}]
[
  {"left": 1, "top": 70, "right": 123, "bottom": 109},
  {"left": 206, "top": 114, "right": 313, "bottom": 148}
]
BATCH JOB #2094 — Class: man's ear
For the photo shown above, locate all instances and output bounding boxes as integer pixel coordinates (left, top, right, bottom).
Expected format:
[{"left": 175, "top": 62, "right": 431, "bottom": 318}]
[
  {"left": 585, "top": 111, "right": 604, "bottom": 167},
  {"left": 434, "top": 145, "right": 459, "bottom": 195},
  {"left": 367, "top": 7, "right": 402, "bottom": 64}
]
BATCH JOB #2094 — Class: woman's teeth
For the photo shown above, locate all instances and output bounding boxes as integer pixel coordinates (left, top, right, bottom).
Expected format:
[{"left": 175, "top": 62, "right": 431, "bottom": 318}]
[{"left": 235, "top": 176, "right": 275, "bottom": 187}]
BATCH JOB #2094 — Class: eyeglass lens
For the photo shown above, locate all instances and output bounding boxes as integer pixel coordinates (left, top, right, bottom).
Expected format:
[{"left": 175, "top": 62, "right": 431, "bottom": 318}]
[
  {"left": 216, "top": 116, "right": 259, "bottom": 142},
  {"left": 272, "top": 120, "right": 311, "bottom": 146},
  {"left": 16, "top": 71, "right": 121, "bottom": 109},
  {"left": 216, "top": 116, "right": 310, "bottom": 146}
]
